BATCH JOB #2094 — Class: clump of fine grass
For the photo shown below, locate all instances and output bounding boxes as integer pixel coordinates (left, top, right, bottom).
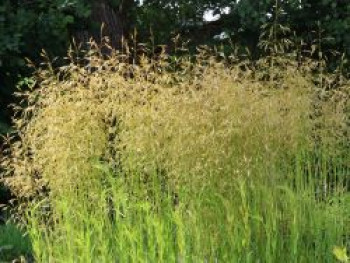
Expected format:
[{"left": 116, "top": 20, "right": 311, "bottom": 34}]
[
  {"left": 0, "top": 43, "right": 314, "bottom": 198},
  {"left": 1, "top": 41, "right": 349, "bottom": 262},
  {"left": 25, "top": 160, "right": 350, "bottom": 262},
  {"left": 0, "top": 223, "right": 31, "bottom": 262}
]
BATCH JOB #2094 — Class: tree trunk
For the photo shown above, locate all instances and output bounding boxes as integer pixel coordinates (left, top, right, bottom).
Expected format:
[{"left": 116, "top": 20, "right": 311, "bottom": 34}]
[{"left": 75, "top": 0, "right": 134, "bottom": 50}]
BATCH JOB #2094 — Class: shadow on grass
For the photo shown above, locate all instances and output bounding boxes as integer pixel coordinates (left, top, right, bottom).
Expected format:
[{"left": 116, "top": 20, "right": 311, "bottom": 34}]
[{"left": 0, "top": 223, "right": 32, "bottom": 262}]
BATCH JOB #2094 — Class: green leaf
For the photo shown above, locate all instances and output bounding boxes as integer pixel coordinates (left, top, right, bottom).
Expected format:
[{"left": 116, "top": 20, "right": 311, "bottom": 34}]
[
  {"left": 333, "top": 246, "right": 349, "bottom": 262},
  {"left": 64, "top": 15, "right": 74, "bottom": 25}
]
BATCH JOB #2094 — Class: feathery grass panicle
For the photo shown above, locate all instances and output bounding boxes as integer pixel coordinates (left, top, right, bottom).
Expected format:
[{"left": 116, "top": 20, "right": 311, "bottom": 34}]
[{"left": 0, "top": 40, "right": 349, "bottom": 262}]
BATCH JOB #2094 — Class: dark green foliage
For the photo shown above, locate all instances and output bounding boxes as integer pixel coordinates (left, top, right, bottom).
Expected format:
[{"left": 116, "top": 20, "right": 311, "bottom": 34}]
[
  {"left": 0, "top": 0, "right": 90, "bottom": 70},
  {"left": 295, "top": 0, "right": 350, "bottom": 53},
  {"left": 0, "top": 0, "right": 92, "bottom": 132},
  {"left": 137, "top": 0, "right": 350, "bottom": 65},
  {"left": 1, "top": 0, "right": 349, "bottom": 79},
  {"left": 0, "top": 223, "right": 32, "bottom": 262},
  {"left": 0, "top": 120, "right": 10, "bottom": 135}
]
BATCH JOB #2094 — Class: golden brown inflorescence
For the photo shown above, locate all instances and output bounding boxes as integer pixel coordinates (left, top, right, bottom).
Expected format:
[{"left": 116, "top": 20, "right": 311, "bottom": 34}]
[{"left": 0, "top": 41, "right": 349, "bottom": 205}]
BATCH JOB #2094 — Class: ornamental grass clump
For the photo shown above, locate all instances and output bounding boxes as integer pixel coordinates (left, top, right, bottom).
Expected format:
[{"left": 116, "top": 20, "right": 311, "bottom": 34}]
[
  {"left": 0, "top": 41, "right": 349, "bottom": 262},
  {"left": 0, "top": 43, "right": 315, "bottom": 199}
]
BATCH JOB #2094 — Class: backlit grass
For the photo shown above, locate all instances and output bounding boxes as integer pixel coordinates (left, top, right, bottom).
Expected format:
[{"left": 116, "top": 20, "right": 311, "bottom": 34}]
[{"left": 1, "top": 44, "right": 349, "bottom": 262}]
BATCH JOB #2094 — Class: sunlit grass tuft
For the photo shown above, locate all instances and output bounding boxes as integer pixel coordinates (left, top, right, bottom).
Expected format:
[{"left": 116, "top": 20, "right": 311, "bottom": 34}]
[{"left": 1, "top": 43, "right": 349, "bottom": 262}]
